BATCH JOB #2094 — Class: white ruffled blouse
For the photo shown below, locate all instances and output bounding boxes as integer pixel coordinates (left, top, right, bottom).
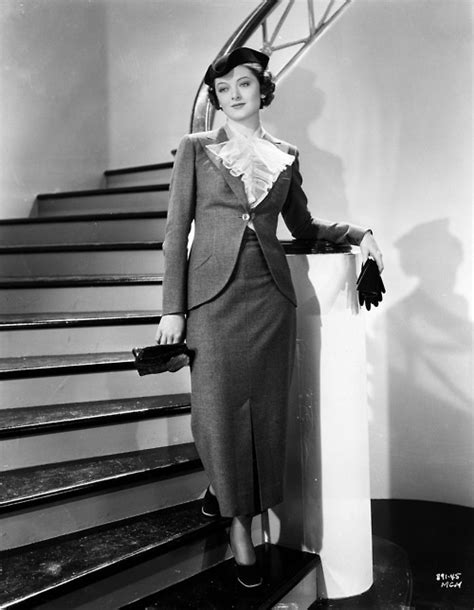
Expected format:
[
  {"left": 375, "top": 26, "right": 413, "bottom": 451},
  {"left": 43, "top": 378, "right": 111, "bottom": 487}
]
[{"left": 206, "top": 123, "right": 294, "bottom": 228}]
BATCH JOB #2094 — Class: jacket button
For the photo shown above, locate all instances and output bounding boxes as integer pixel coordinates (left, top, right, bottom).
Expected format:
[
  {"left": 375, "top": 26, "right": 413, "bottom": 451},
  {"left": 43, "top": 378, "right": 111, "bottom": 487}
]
[{"left": 242, "top": 213, "right": 250, "bottom": 221}]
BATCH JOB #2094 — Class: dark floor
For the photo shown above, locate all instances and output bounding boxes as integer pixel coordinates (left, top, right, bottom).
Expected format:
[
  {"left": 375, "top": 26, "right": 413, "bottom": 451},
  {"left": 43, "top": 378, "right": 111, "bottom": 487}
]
[
  {"left": 369, "top": 499, "right": 473, "bottom": 610},
  {"left": 284, "top": 499, "right": 473, "bottom": 609}
]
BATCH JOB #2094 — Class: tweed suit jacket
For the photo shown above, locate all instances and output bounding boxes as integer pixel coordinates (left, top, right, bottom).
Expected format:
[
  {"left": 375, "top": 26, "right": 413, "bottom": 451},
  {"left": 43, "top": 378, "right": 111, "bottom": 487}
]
[{"left": 162, "top": 126, "right": 367, "bottom": 315}]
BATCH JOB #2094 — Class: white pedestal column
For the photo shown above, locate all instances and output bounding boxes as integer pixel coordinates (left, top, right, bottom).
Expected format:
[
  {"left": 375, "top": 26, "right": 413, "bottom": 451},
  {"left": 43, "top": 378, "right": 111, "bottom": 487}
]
[{"left": 265, "top": 252, "right": 373, "bottom": 599}]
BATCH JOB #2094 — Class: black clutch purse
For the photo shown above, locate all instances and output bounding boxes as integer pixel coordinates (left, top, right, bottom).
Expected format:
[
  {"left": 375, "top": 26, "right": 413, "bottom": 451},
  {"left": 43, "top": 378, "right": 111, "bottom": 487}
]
[
  {"left": 132, "top": 343, "right": 193, "bottom": 376},
  {"left": 356, "top": 259, "right": 386, "bottom": 311}
]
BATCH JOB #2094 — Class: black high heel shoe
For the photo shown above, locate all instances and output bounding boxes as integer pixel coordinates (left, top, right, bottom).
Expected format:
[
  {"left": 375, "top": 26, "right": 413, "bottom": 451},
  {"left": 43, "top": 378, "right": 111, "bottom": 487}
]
[
  {"left": 234, "top": 560, "right": 263, "bottom": 588},
  {"left": 201, "top": 486, "right": 221, "bottom": 518}
]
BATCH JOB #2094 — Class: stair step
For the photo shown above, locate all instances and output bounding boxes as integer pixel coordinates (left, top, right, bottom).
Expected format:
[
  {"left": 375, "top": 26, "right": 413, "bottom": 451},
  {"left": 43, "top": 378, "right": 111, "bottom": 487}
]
[
  {"left": 2, "top": 469, "right": 207, "bottom": 552},
  {"left": 0, "top": 499, "right": 227, "bottom": 609},
  {"left": 0, "top": 393, "right": 191, "bottom": 438},
  {"left": 1, "top": 365, "right": 190, "bottom": 410},
  {"left": 0, "top": 211, "right": 168, "bottom": 224},
  {"left": 0, "top": 274, "right": 162, "bottom": 288},
  {"left": 36, "top": 184, "right": 170, "bottom": 216},
  {"left": 105, "top": 162, "right": 174, "bottom": 187},
  {"left": 0, "top": 212, "right": 167, "bottom": 245},
  {"left": 0, "top": 275, "right": 163, "bottom": 314},
  {"left": 0, "top": 311, "right": 160, "bottom": 358},
  {"left": 0, "top": 241, "right": 164, "bottom": 253},
  {"left": 0, "top": 243, "right": 165, "bottom": 276},
  {"left": 0, "top": 442, "right": 200, "bottom": 512},
  {"left": 0, "top": 310, "right": 161, "bottom": 330},
  {"left": 3, "top": 406, "right": 192, "bottom": 472},
  {"left": 37, "top": 184, "right": 170, "bottom": 200},
  {"left": 1, "top": 327, "right": 157, "bottom": 359},
  {"left": 2, "top": 392, "right": 193, "bottom": 471},
  {"left": 0, "top": 351, "right": 137, "bottom": 380},
  {"left": 123, "top": 543, "right": 319, "bottom": 610}
]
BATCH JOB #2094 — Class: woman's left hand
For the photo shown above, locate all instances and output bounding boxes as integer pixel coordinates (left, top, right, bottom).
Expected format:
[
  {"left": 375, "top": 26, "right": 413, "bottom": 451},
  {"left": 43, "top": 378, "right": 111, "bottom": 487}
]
[{"left": 360, "top": 232, "right": 384, "bottom": 273}]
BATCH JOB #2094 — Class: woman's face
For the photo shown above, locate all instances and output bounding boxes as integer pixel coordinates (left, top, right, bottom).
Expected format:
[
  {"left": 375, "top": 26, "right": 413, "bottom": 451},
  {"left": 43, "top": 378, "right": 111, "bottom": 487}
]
[{"left": 214, "top": 65, "right": 261, "bottom": 124}]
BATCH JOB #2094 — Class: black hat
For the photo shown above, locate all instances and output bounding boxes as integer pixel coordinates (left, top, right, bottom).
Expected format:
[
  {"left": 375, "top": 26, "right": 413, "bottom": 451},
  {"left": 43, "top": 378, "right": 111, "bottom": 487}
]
[{"left": 204, "top": 47, "right": 269, "bottom": 86}]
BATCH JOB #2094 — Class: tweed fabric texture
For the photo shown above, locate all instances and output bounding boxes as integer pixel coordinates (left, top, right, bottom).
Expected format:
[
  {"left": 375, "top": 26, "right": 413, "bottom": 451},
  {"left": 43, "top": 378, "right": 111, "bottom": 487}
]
[
  {"left": 162, "top": 127, "right": 369, "bottom": 316},
  {"left": 186, "top": 229, "right": 295, "bottom": 517}
]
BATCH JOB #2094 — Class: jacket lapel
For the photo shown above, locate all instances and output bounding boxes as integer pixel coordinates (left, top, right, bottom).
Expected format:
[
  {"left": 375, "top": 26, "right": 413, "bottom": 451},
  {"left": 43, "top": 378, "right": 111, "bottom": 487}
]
[{"left": 197, "top": 127, "right": 249, "bottom": 209}]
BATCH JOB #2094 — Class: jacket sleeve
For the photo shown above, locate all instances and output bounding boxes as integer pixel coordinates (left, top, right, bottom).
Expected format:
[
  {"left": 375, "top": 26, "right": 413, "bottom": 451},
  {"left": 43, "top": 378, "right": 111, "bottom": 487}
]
[
  {"left": 282, "top": 148, "right": 369, "bottom": 246},
  {"left": 161, "top": 135, "right": 196, "bottom": 315}
]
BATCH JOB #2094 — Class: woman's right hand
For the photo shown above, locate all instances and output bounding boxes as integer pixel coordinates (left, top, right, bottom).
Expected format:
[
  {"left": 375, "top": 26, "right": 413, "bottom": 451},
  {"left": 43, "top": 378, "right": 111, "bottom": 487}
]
[{"left": 155, "top": 314, "right": 186, "bottom": 345}]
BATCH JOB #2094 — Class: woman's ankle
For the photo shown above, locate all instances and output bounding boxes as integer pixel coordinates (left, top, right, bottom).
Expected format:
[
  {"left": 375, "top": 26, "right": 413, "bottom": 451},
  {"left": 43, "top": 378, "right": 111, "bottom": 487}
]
[{"left": 230, "top": 515, "right": 256, "bottom": 566}]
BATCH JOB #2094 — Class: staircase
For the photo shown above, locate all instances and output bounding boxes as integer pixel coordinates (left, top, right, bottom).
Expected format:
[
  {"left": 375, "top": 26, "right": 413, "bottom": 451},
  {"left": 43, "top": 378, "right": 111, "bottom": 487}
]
[{"left": 0, "top": 160, "right": 318, "bottom": 608}]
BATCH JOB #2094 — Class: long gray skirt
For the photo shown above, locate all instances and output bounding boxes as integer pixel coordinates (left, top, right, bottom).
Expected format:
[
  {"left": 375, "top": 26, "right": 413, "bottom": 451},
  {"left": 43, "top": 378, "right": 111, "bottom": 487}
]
[{"left": 186, "top": 228, "right": 296, "bottom": 517}]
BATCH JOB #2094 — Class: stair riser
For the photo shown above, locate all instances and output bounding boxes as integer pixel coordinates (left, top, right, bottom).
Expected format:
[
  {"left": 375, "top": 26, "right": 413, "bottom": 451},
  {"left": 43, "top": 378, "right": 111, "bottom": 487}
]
[
  {"left": 0, "top": 218, "right": 167, "bottom": 245},
  {"left": 1, "top": 469, "right": 207, "bottom": 550},
  {"left": 105, "top": 167, "right": 173, "bottom": 188},
  {"left": 0, "top": 323, "right": 157, "bottom": 357},
  {"left": 0, "top": 284, "right": 163, "bottom": 314},
  {"left": 2, "top": 413, "right": 192, "bottom": 470},
  {"left": 0, "top": 250, "right": 164, "bottom": 276},
  {"left": 37, "top": 191, "right": 169, "bottom": 217},
  {"left": 0, "top": 367, "right": 190, "bottom": 408}
]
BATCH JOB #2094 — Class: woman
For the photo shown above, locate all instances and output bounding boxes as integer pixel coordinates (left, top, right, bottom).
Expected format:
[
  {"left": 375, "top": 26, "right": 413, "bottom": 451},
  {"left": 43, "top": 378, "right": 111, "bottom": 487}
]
[{"left": 156, "top": 47, "right": 383, "bottom": 587}]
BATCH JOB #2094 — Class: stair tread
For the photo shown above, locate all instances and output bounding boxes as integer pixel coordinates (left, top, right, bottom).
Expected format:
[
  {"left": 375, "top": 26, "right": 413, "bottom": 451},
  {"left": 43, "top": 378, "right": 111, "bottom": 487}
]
[
  {"left": 0, "top": 351, "right": 144, "bottom": 380},
  {"left": 105, "top": 161, "right": 174, "bottom": 176},
  {"left": 0, "top": 393, "right": 191, "bottom": 437},
  {"left": 0, "top": 442, "right": 200, "bottom": 510},
  {"left": 124, "top": 543, "right": 319, "bottom": 610},
  {"left": 0, "top": 241, "right": 164, "bottom": 253},
  {"left": 0, "top": 351, "right": 132, "bottom": 369},
  {"left": 0, "top": 348, "right": 186, "bottom": 380},
  {"left": 0, "top": 274, "right": 163, "bottom": 288},
  {"left": 0, "top": 211, "right": 167, "bottom": 225},
  {"left": 36, "top": 184, "right": 169, "bottom": 200},
  {"left": 0, "top": 310, "right": 161, "bottom": 330},
  {"left": 0, "top": 499, "right": 225, "bottom": 608}
]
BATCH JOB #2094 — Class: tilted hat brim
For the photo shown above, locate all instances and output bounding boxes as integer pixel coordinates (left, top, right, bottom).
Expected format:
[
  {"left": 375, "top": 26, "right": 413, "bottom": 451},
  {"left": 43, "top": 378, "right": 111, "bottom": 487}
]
[{"left": 204, "top": 47, "right": 269, "bottom": 86}]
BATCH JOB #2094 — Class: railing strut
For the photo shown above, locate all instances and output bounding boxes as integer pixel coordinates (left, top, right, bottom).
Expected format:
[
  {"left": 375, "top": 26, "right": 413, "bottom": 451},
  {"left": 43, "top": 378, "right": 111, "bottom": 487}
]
[
  {"left": 267, "top": 0, "right": 295, "bottom": 49},
  {"left": 318, "top": 0, "right": 336, "bottom": 30},
  {"left": 308, "top": 0, "right": 316, "bottom": 35}
]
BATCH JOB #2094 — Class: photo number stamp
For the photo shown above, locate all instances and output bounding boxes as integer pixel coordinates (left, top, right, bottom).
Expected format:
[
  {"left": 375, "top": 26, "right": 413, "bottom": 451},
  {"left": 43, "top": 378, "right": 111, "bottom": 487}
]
[{"left": 436, "top": 572, "right": 463, "bottom": 589}]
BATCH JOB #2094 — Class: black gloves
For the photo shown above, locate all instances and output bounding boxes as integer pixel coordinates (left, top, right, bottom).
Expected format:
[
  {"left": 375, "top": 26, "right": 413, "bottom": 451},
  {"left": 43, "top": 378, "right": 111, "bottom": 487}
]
[{"left": 356, "top": 259, "right": 385, "bottom": 311}]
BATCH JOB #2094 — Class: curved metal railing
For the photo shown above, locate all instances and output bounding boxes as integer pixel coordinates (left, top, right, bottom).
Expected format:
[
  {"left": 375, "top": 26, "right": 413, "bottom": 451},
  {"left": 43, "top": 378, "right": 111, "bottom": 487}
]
[{"left": 190, "top": 0, "right": 353, "bottom": 132}]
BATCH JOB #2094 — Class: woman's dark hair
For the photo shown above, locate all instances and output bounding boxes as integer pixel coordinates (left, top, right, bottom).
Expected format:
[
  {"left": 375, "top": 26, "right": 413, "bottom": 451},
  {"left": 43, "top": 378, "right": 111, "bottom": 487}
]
[{"left": 207, "top": 66, "right": 276, "bottom": 110}]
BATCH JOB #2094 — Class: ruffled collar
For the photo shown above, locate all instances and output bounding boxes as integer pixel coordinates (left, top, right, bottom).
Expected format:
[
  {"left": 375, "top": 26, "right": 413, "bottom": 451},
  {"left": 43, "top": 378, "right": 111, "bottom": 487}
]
[{"left": 206, "top": 122, "right": 294, "bottom": 207}]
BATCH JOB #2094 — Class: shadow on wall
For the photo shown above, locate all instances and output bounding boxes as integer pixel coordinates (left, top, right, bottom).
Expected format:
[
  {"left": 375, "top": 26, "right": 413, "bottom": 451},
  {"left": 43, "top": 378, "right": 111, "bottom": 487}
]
[
  {"left": 269, "top": 66, "right": 351, "bottom": 225},
  {"left": 386, "top": 218, "right": 473, "bottom": 505}
]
